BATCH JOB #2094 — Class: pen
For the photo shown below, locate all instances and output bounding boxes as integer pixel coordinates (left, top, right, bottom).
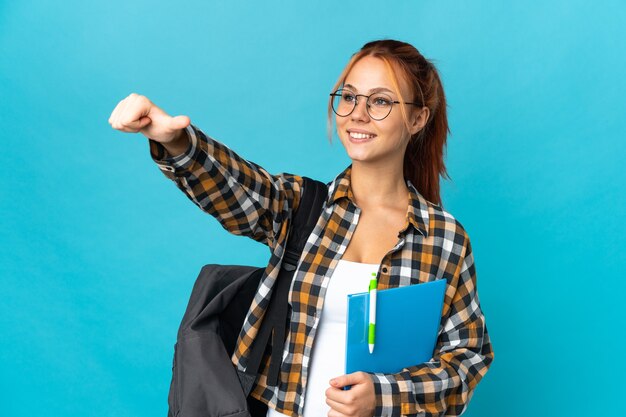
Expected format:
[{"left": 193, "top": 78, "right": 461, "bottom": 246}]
[{"left": 368, "top": 271, "right": 377, "bottom": 354}]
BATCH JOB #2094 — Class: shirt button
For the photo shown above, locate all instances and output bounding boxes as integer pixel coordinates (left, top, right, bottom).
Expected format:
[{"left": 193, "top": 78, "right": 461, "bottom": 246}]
[{"left": 382, "top": 266, "right": 389, "bottom": 274}]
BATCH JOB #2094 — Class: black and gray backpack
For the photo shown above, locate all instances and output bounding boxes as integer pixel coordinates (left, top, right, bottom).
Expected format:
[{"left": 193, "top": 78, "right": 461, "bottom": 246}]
[{"left": 167, "top": 176, "right": 328, "bottom": 417}]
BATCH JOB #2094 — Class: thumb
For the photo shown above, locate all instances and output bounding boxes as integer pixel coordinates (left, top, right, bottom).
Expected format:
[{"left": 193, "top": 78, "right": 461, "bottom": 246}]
[{"left": 169, "top": 115, "right": 191, "bottom": 130}]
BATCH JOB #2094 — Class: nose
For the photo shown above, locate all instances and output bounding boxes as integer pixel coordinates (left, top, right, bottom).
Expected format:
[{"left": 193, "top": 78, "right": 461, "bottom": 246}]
[{"left": 350, "top": 96, "right": 370, "bottom": 122}]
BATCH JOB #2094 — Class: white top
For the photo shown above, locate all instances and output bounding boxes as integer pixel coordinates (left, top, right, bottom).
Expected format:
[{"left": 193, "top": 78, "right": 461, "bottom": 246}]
[{"left": 267, "top": 259, "right": 380, "bottom": 417}]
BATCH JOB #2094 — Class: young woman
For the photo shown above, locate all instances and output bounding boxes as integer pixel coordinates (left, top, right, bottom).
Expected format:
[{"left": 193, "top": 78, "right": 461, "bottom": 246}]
[{"left": 109, "top": 39, "right": 494, "bottom": 417}]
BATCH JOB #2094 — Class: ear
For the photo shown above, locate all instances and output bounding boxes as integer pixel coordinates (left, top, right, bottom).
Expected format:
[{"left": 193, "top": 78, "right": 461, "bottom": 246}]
[{"left": 409, "top": 107, "right": 430, "bottom": 136}]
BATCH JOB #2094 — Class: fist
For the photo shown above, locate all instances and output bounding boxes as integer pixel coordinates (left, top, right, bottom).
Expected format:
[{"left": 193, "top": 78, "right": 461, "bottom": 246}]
[{"left": 108, "top": 93, "right": 190, "bottom": 144}]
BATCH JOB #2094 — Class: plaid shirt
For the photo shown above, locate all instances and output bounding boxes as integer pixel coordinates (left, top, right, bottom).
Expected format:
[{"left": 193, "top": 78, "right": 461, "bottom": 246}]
[{"left": 149, "top": 124, "right": 494, "bottom": 417}]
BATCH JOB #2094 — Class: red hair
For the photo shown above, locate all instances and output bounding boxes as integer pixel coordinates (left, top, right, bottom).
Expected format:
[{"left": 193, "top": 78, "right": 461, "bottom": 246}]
[{"left": 327, "top": 39, "right": 451, "bottom": 207}]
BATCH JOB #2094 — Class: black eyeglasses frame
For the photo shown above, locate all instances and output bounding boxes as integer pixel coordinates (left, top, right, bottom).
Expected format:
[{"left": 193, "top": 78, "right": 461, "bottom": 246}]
[{"left": 329, "top": 89, "right": 423, "bottom": 121}]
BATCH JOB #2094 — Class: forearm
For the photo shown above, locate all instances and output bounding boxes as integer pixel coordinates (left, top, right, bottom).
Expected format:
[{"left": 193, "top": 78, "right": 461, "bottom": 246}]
[
  {"left": 148, "top": 123, "right": 304, "bottom": 247},
  {"left": 368, "top": 241, "right": 494, "bottom": 416},
  {"left": 368, "top": 319, "right": 493, "bottom": 416}
]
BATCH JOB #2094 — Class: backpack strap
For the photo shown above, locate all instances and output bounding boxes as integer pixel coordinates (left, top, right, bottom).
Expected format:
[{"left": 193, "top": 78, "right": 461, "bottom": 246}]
[{"left": 239, "top": 176, "right": 328, "bottom": 393}]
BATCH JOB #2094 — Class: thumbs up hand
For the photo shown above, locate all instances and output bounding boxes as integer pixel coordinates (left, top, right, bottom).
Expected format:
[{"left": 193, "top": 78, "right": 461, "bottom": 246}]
[{"left": 108, "top": 93, "right": 190, "bottom": 144}]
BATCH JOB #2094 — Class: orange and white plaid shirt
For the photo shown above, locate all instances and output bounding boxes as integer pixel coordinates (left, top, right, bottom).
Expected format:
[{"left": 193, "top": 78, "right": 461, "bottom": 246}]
[{"left": 150, "top": 123, "right": 494, "bottom": 417}]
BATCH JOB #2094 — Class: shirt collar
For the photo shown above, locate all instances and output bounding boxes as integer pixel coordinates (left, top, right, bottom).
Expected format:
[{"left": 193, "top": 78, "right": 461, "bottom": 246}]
[{"left": 326, "top": 164, "right": 430, "bottom": 237}]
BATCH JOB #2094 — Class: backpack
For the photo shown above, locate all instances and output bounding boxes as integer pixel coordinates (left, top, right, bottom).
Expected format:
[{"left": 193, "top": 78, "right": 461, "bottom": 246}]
[{"left": 167, "top": 176, "right": 328, "bottom": 417}]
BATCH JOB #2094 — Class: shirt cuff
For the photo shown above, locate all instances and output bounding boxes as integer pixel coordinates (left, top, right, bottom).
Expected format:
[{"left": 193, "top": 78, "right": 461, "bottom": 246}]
[
  {"left": 368, "top": 371, "right": 421, "bottom": 416},
  {"left": 148, "top": 124, "right": 200, "bottom": 174}
]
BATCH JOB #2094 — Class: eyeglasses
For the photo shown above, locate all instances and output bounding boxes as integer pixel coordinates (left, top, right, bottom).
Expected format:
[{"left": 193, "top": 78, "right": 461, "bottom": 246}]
[{"left": 329, "top": 88, "right": 422, "bottom": 121}]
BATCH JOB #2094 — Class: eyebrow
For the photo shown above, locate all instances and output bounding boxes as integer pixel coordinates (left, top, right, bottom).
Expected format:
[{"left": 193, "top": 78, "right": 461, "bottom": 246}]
[{"left": 343, "top": 83, "right": 396, "bottom": 95}]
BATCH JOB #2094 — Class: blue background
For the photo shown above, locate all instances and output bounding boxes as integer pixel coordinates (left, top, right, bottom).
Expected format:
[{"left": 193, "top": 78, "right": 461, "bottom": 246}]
[{"left": 1, "top": 1, "right": 625, "bottom": 416}]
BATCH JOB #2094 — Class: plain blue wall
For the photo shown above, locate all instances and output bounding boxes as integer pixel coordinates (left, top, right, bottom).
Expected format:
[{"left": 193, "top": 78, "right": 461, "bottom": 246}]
[{"left": 1, "top": 1, "right": 625, "bottom": 416}]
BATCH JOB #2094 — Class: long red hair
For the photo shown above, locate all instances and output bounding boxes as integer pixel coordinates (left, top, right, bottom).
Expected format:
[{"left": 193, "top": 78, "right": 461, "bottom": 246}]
[{"left": 327, "top": 39, "right": 451, "bottom": 207}]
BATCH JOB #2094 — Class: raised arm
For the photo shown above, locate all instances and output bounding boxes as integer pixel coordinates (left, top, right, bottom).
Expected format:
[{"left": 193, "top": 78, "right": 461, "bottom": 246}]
[{"left": 108, "top": 93, "right": 303, "bottom": 248}]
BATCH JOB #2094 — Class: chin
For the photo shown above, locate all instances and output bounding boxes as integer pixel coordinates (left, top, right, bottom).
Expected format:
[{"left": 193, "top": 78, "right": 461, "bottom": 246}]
[
  {"left": 346, "top": 149, "right": 377, "bottom": 163},
  {"left": 342, "top": 141, "right": 378, "bottom": 160},
  {"left": 342, "top": 142, "right": 364, "bottom": 157}
]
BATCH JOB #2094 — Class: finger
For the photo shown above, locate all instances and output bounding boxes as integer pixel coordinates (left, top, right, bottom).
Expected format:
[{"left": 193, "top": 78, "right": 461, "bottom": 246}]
[
  {"left": 119, "top": 94, "right": 150, "bottom": 132},
  {"left": 326, "top": 396, "right": 351, "bottom": 416},
  {"left": 330, "top": 377, "right": 343, "bottom": 388},
  {"left": 122, "top": 116, "right": 152, "bottom": 132},
  {"left": 108, "top": 102, "right": 118, "bottom": 125},
  {"left": 325, "top": 385, "right": 354, "bottom": 405},
  {"left": 115, "top": 93, "right": 142, "bottom": 129},
  {"left": 169, "top": 115, "right": 190, "bottom": 130},
  {"left": 112, "top": 96, "right": 132, "bottom": 129},
  {"left": 120, "top": 94, "right": 145, "bottom": 129},
  {"left": 109, "top": 98, "right": 127, "bottom": 127},
  {"left": 330, "top": 372, "right": 362, "bottom": 389},
  {"left": 109, "top": 94, "right": 136, "bottom": 125},
  {"left": 137, "top": 116, "right": 152, "bottom": 129},
  {"left": 122, "top": 95, "right": 150, "bottom": 129},
  {"left": 327, "top": 408, "right": 345, "bottom": 417}
]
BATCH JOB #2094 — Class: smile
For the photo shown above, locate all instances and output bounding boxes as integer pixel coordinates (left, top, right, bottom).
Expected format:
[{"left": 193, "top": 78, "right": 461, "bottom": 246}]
[{"left": 348, "top": 131, "right": 376, "bottom": 140}]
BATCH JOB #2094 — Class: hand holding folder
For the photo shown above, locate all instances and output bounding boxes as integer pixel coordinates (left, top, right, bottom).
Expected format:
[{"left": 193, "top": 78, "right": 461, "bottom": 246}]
[{"left": 345, "top": 279, "right": 447, "bottom": 375}]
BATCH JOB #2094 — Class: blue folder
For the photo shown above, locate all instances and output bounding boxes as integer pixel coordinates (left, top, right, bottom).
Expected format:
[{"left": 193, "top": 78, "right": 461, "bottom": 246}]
[{"left": 345, "top": 279, "right": 447, "bottom": 375}]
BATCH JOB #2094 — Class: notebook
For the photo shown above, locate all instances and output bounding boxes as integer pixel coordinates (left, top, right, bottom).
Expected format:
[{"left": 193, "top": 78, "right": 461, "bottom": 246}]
[{"left": 345, "top": 279, "right": 447, "bottom": 375}]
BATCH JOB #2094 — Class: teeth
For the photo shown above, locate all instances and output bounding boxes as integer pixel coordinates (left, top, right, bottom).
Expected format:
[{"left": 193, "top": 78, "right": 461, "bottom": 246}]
[{"left": 349, "top": 131, "right": 375, "bottom": 139}]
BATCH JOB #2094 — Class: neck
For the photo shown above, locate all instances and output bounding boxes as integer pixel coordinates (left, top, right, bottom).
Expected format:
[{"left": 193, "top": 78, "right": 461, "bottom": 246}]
[{"left": 350, "top": 160, "right": 409, "bottom": 208}]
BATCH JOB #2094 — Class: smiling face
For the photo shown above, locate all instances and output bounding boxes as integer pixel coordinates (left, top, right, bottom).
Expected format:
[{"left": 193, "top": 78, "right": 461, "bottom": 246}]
[{"left": 335, "top": 55, "right": 425, "bottom": 167}]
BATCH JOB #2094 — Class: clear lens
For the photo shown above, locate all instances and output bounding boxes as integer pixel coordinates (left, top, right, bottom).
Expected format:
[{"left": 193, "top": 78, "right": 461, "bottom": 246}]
[
  {"left": 367, "top": 93, "right": 393, "bottom": 120},
  {"left": 331, "top": 90, "right": 394, "bottom": 120},
  {"left": 332, "top": 90, "right": 355, "bottom": 117}
]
